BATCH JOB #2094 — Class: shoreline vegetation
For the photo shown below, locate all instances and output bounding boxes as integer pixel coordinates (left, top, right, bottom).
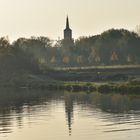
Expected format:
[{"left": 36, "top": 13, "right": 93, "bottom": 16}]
[
  {"left": 20, "top": 80, "right": 140, "bottom": 94},
  {"left": 2, "top": 81, "right": 140, "bottom": 94},
  {"left": 0, "top": 29, "right": 140, "bottom": 94},
  {"left": 0, "top": 72, "right": 140, "bottom": 94}
]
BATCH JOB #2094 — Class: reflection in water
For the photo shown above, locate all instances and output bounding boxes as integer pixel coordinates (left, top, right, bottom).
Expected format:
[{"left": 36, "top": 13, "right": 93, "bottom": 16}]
[
  {"left": 65, "top": 94, "right": 74, "bottom": 136},
  {"left": 0, "top": 88, "right": 61, "bottom": 135},
  {"left": 0, "top": 88, "right": 140, "bottom": 139}
]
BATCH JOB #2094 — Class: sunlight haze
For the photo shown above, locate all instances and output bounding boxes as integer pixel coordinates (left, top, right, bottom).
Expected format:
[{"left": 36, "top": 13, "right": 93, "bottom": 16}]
[{"left": 0, "top": 0, "right": 140, "bottom": 41}]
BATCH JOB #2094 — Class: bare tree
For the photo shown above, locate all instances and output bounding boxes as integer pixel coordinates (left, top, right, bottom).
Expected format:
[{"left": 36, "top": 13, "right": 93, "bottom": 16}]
[{"left": 135, "top": 25, "right": 140, "bottom": 36}]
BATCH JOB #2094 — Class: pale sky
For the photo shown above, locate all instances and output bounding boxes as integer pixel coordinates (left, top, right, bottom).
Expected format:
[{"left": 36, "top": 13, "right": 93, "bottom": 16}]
[{"left": 0, "top": 0, "right": 140, "bottom": 42}]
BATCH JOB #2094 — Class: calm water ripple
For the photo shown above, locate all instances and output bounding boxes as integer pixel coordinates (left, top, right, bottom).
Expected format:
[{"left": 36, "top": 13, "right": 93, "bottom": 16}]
[{"left": 0, "top": 89, "right": 140, "bottom": 140}]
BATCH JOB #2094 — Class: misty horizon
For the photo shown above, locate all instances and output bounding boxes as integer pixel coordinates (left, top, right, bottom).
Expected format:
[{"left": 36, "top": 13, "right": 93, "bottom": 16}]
[
  {"left": 2, "top": 27, "right": 139, "bottom": 43},
  {"left": 0, "top": 0, "right": 140, "bottom": 42}
]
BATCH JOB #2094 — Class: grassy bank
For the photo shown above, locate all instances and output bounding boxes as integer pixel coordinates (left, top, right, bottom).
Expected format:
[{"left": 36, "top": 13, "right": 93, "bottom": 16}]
[
  {"left": 62, "top": 80, "right": 140, "bottom": 94},
  {"left": 0, "top": 73, "right": 140, "bottom": 94},
  {"left": 5, "top": 80, "right": 140, "bottom": 94},
  {"left": 27, "top": 79, "right": 140, "bottom": 94}
]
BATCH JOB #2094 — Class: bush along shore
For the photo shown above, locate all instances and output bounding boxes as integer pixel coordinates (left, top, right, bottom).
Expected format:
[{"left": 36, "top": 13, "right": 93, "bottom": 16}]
[
  {"left": 1, "top": 75, "right": 140, "bottom": 94},
  {"left": 31, "top": 80, "right": 140, "bottom": 94}
]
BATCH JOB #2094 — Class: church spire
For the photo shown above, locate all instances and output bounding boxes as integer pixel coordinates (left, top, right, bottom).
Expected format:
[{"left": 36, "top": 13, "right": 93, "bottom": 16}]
[
  {"left": 66, "top": 16, "right": 70, "bottom": 29},
  {"left": 64, "top": 15, "right": 73, "bottom": 42}
]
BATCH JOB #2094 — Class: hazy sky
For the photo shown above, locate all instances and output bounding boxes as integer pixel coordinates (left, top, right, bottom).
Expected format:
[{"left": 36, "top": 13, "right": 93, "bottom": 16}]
[{"left": 0, "top": 0, "right": 140, "bottom": 41}]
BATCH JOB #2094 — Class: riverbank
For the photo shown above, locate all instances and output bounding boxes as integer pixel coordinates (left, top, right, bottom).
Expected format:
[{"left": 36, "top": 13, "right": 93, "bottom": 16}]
[
  {"left": 0, "top": 65, "right": 140, "bottom": 94},
  {"left": 28, "top": 80, "right": 140, "bottom": 94},
  {"left": 1, "top": 75, "right": 140, "bottom": 94}
]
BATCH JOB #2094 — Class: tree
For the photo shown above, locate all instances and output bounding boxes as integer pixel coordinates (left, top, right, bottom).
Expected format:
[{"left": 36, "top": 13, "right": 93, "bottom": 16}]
[{"left": 135, "top": 25, "right": 140, "bottom": 36}]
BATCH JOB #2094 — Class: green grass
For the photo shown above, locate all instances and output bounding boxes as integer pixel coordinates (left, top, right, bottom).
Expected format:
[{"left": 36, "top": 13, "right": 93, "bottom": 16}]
[{"left": 0, "top": 72, "right": 140, "bottom": 94}]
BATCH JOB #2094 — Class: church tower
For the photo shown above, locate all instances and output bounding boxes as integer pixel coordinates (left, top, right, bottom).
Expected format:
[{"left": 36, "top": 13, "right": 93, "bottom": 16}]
[
  {"left": 63, "top": 16, "right": 74, "bottom": 49},
  {"left": 64, "top": 16, "right": 72, "bottom": 40},
  {"left": 62, "top": 16, "right": 74, "bottom": 65}
]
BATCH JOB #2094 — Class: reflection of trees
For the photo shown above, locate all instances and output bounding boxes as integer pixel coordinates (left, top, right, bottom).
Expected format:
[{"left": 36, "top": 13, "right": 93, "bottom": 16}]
[
  {"left": 70, "top": 92, "right": 140, "bottom": 113},
  {"left": 63, "top": 92, "right": 140, "bottom": 134},
  {"left": 0, "top": 89, "right": 140, "bottom": 136},
  {"left": 0, "top": 88, "right": 64, "bottom": 134}
]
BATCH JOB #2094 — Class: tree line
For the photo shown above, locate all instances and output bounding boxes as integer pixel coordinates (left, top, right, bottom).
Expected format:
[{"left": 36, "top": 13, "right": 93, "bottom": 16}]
[{"left": 0, "top": 28, "right": 140, "bottom": 77}]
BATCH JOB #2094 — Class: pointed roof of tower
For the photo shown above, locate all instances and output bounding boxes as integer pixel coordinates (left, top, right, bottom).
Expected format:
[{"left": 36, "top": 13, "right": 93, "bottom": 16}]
[{"left": 66, "top": 16, "right": 70, "bottom": 29}]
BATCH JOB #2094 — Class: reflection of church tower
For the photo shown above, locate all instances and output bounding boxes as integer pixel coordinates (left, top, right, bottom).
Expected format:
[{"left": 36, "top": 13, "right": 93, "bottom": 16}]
[
  {"left": 65, "top": 94, "right": 74, "bottom": 136},
  {"left": 63, "top": 16, "right": 74, "bottom": 48}
]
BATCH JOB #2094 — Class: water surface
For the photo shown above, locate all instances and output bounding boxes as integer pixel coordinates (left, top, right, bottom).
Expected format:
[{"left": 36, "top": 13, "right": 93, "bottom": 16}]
[{"left": 0, "top": 88, "right": 140, "bottom": 140}]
